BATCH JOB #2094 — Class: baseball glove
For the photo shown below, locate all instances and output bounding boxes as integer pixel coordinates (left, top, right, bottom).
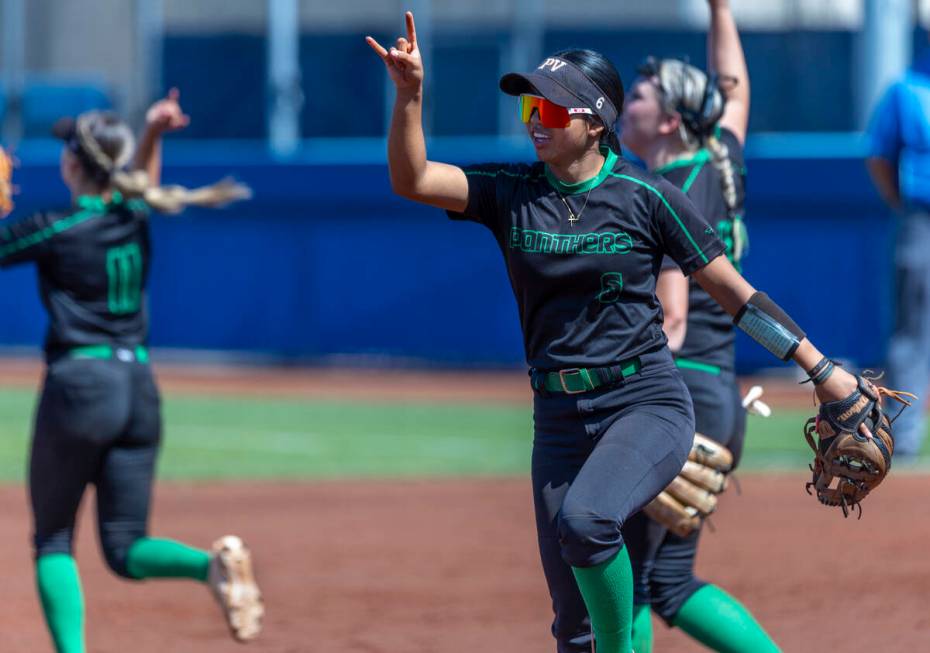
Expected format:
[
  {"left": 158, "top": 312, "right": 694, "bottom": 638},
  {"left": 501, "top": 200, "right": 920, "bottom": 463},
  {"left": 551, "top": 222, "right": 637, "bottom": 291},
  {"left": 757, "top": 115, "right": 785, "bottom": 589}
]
[
  {"left": 0, "top": 146, "right": 13, "bottom": 218},
  {"left": 643, "top": 433, "right": 733, "bottom": 538},
  {"left": 804, "top": 375, "right": 915, "bottom": 518}
]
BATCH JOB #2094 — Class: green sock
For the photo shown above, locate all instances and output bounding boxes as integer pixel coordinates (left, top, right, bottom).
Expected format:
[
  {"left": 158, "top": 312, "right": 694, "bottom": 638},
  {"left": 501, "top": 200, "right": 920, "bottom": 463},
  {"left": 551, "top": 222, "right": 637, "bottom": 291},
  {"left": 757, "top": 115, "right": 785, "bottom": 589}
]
[
  {"left": 36, "top": 554, "right": 85, "bottom": 653},
  {"left": 631, "top": 603, "right": 653, "bottom": 653},
  {"left": 125, "top": 537, "right": 210, "bottom": 582},
  {"left": 672, "top": 584, "right": 781, "bottom": 653},
  {"left": 572, "top": 547, "right": 634, "bottom": 653}
]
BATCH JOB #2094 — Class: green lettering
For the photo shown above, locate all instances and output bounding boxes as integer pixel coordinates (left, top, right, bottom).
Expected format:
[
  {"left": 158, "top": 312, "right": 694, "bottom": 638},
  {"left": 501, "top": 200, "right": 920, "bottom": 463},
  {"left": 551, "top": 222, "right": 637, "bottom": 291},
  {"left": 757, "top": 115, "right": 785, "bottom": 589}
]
[
  {"left": 106, "top": 243, "right": 143, "bottom": 315},
  {"left": 582, "top": 233, "right": 599, "bottom": 254}
]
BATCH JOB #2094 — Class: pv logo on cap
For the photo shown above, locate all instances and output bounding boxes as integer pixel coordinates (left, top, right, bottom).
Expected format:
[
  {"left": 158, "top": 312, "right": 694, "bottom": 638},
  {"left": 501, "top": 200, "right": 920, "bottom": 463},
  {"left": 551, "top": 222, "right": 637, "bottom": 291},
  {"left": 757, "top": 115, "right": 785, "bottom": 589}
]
[{"left": 539, "top": 58, "right": 567, "bottom": 72}]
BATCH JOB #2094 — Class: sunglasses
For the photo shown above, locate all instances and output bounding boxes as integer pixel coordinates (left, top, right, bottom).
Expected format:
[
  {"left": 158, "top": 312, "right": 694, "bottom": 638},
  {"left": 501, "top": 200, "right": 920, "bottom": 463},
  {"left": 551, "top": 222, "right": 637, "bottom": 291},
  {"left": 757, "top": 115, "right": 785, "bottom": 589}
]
[{"left": 519, "top": 95, "right": 594, "bottom": 129}]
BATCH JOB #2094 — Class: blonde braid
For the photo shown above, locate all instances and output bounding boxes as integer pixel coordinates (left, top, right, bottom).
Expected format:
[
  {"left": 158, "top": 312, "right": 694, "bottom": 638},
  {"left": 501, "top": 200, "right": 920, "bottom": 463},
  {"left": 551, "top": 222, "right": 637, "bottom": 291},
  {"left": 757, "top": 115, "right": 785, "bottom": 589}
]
[
  {"left": 76, "top": 112, "right": 251, "bottom": 214},
  {"left": 111, "top": 170, "right": 251, "bottom": 215},
  {"left": 706, "top": 135, "right": 745, "bottom": 261}
]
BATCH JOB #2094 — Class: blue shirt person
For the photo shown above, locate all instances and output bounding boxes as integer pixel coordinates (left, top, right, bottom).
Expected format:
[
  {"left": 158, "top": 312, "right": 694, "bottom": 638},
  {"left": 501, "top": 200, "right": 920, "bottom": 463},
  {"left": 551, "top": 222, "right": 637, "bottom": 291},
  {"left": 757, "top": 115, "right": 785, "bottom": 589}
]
[{"left": 866, "top": 49, "right": 930, "bottom": 460}]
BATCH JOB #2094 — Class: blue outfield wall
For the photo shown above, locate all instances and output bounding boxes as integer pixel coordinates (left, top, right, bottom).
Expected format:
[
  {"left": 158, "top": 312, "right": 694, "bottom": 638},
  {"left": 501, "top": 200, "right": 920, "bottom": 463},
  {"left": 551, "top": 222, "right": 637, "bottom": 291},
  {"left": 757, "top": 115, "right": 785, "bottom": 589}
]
[{"left": 0, "top": 137, "right": 893, "bottom": 371}]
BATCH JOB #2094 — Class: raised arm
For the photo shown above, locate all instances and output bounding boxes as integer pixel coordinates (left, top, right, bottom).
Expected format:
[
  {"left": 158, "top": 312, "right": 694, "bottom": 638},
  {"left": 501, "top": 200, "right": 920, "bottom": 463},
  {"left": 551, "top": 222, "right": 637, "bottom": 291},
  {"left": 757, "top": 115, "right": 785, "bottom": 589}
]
[
  {"left": 134, "top": 88, "right": 190, "bottom": 186},
  {"left": 707, "top": 0, "right": 750, "bottom": 143},
  {"left": 366, "top": 12, "right": 469, "bottom": 212}
]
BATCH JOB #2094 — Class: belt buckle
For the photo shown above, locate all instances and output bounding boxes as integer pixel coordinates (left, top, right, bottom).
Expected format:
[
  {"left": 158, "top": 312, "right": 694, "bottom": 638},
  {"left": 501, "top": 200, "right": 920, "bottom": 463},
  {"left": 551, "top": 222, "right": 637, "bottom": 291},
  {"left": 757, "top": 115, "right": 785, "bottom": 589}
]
[
  {"left": 558, "top": 368, "right": 586, "bottom": 394},
  {"left": 115, "top": 348, "right": 134, "bottom": 363}
]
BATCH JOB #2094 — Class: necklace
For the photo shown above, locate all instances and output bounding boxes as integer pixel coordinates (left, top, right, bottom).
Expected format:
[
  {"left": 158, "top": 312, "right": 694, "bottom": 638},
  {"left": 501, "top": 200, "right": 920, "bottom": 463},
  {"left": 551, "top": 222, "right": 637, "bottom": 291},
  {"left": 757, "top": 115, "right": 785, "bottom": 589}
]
[{"left": 556, "top": 186, "right": 594, "bottom": 226}]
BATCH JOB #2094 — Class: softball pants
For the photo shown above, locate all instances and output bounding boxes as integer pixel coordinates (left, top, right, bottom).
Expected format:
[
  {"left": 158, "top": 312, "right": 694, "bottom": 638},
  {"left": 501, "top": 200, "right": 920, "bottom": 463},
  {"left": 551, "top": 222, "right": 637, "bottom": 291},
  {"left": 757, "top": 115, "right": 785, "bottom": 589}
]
[
  {"left": 30, "top": 356, "right": 161, "bottom": 578},
  {"left": 531, "top": 348, "right": 694, "bottom": 653},
  {"left": 624, "top": 365, "right": 746, "bottom": 624}
]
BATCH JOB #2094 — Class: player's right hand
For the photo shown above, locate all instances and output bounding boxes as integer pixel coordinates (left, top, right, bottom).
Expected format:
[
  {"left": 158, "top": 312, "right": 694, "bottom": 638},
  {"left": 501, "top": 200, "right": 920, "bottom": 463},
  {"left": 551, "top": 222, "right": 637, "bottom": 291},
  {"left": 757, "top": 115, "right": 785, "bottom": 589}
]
[{"left": 366, "top": 12, "right": 423, "bottom": 95}]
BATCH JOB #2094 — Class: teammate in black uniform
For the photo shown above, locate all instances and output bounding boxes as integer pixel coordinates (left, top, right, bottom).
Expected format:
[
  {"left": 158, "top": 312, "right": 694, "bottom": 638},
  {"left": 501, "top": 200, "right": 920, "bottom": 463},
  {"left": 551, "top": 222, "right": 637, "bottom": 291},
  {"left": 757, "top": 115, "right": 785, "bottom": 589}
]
[
  {"left": 619, "top": 2, "right": 779, "bottom": 651},
  {"left": 0, "top": 91, "right": 263, "bottom": 652},
  {"left": 368, "top": 12, "right": 864, "bottom": 653}
]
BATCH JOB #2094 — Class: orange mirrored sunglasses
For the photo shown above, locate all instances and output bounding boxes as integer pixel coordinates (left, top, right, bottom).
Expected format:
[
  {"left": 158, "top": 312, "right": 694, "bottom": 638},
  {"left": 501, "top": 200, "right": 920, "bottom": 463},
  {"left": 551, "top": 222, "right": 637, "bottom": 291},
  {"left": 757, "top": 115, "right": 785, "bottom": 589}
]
[{"left": 519, "top": 94, "right": 594, "bottom": 129}]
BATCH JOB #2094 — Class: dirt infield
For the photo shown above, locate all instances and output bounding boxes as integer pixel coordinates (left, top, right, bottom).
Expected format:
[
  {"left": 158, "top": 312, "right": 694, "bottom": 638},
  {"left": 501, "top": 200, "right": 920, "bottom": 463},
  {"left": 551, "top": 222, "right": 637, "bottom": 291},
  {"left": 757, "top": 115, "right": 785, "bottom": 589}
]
[
  {"left": 0, "top": 475, "right": 927, "bottom": 653},
  {"left": 1, "top": 357, "right": 926, "bottom": 651}
]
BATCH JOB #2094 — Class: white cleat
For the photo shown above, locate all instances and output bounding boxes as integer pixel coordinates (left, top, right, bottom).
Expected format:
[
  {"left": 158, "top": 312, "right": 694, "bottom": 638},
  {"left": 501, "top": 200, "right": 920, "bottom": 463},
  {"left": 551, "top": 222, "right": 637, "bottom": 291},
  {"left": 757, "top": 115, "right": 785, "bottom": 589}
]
[
  {"left": 742, "top": 385, "right": 772, "bottom": 417},
  {"left": 208, "top": 535, "right": 265, "bottom": 642}
]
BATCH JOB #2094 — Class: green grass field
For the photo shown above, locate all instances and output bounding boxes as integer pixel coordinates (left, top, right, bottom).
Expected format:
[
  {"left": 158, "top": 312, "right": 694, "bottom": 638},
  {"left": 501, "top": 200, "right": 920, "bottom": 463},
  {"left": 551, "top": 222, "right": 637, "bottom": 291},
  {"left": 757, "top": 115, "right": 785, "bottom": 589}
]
[{"left": 0, "top": 386, "right": 925, "bottom": 481}]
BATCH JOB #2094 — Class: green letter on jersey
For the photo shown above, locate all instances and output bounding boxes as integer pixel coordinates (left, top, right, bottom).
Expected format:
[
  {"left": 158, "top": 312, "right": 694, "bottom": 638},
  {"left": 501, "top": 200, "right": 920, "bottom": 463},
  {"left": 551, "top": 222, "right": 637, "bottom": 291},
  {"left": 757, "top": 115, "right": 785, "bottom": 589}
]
[
  {"left": 106, "top": 243, "right": 143, "bottom": 314},
  {"left": 598, "top": 272, "right": 623, "bottom": 304}
]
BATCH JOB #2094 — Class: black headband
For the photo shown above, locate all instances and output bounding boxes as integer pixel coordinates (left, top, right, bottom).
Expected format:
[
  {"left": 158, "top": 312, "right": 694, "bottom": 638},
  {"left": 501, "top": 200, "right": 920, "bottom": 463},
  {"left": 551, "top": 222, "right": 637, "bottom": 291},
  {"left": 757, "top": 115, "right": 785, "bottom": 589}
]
[{"left": 638, "top": 57, "right": 728, "bottom": 140}]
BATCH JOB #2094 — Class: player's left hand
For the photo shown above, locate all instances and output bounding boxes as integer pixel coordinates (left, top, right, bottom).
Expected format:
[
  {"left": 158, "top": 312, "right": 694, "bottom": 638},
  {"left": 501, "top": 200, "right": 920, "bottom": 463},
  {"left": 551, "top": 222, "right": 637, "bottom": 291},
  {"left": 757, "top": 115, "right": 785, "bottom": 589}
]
[
  {"left": 814, "top": 366, "right": 875, "bottom": 438},
  {"left": 145, "top": 88, "right": 190, "bottom": 135}
]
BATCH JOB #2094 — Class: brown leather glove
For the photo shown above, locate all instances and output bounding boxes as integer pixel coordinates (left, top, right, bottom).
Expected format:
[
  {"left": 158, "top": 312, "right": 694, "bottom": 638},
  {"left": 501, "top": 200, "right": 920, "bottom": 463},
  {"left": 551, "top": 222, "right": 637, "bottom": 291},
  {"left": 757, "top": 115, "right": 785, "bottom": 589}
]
[
  {"left": 0, "top": 146, "right": 13, "bottom": 217},
  {"left": 642, "top": 433, "right": 733, "bottom": 537},
  {"left": 805, "top": 377, "right": 915, "bottom": 518}
]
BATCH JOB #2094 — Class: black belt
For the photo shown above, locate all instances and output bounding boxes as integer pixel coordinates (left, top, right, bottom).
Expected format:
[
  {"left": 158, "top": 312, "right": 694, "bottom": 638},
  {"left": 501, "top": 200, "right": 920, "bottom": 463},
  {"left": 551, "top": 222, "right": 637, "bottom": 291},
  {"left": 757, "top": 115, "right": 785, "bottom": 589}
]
[{"left": 530, "top": 357, "right": 642, "bottom": 394}]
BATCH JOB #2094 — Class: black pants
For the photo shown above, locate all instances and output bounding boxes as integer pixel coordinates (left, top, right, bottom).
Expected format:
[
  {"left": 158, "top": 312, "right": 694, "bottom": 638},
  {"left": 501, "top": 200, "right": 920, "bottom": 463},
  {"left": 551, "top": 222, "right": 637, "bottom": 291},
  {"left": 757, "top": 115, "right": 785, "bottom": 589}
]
[
  {"left": 30, "top": 357, "right": 161, "bottom": 578},
  {"left": 624, "top": 366, "right": 747, "bottom": 624},
  {"left": 531, "top": 349, "right": 695, "bottom": 653}
]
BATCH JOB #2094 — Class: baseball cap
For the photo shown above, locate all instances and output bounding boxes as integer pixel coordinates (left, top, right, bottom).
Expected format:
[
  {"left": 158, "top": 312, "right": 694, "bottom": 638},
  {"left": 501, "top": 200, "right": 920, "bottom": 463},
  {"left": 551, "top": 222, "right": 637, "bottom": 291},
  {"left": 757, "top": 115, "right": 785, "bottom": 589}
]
[{"left": 500, "top": 56, "right": 618, "bottom": 130}]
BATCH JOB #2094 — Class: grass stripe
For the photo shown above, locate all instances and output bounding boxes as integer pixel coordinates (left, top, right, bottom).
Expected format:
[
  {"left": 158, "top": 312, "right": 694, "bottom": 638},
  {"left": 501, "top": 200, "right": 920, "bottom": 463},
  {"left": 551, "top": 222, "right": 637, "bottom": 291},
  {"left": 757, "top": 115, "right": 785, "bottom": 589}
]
[{"left": 0, "top": 386, "right": 925, "bottom": 481}]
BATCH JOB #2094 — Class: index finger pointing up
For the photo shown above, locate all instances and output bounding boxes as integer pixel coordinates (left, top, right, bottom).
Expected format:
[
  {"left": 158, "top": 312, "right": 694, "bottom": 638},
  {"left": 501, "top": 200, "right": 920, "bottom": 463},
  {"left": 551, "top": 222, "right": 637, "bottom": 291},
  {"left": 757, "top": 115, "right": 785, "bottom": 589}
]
[{"left": 406, "top": 11, "right": 417, "bottom": 47}]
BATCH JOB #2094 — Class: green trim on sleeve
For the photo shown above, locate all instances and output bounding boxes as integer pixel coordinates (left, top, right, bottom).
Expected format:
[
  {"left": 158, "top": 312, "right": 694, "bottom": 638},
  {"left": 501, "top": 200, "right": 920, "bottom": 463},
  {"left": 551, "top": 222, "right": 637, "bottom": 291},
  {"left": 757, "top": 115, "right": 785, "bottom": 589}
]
[
  {"left": 609, "top": 173, "right": 709, "bottom": 264},
  {"left": 464, "top": 169, "right": 542, "bottom": 180},
  {"left": 545, "top": 147, "right": 618, "bottom": 195},
  {"left": 0, "top": 209, "right": 100, "bottom": 260}
]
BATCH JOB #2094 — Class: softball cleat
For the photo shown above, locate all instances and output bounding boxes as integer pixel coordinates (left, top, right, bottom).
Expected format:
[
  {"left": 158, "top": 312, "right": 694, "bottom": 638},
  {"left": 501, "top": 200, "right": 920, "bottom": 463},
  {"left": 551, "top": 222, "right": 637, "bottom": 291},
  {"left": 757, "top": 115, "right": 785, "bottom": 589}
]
[{"left": 208, "top": 535, "right": 265, "bottom": 642}]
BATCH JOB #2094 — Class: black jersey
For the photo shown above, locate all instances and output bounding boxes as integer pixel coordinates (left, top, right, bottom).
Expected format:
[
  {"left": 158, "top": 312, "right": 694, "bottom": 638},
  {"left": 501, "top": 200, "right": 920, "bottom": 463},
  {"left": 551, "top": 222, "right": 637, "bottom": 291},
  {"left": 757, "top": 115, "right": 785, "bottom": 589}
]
[
  {"left": 0, "top": 194, "right": 151, "bottom": 358},
  {"left": 658, "top": 128, "right": 747, "bottom": 372},
  {"left": 449, "top": 148, "right": 726, "bottom": 371}
]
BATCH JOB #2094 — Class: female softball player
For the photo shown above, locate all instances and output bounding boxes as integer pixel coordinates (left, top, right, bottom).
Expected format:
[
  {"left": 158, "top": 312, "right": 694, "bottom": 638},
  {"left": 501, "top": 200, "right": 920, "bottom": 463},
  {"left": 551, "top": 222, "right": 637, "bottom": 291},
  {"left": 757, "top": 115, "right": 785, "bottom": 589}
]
[
  {"left": 619, "top": 2, "right": 779, "bottom": 652},
  {"left": 0, "top": 91, "right": 263, "bottom": 652},
  {"left": 369, "top": 12, "right": 868, "bottom": 653}
]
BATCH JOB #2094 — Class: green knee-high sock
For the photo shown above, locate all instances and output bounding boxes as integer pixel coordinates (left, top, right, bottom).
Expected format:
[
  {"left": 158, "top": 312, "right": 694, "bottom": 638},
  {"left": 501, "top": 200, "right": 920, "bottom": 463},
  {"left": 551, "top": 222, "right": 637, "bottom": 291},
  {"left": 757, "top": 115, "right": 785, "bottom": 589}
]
[
  {"left": 672, "top": 585, "right": 781, "bottom": 653},
  {"left": 631, "top": 603, "right": 653, "bottom": 653},
  {"left": 572, "top": 547, "right": 634, "bottom": 653},
  {"left": 36, "top": 554, "right": 85, "bottom": 653},
  {"left": 125, "top": 537, "right": 210, "bottom": 582}
]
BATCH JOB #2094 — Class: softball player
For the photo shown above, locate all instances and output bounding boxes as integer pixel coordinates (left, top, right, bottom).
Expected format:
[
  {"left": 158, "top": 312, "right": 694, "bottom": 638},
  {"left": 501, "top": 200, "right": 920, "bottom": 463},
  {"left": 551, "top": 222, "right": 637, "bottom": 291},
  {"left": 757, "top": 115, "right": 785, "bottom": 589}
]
[
  {"left": 619, "top": 2, "right": 779, "bottom": 651},
  {"left": 0, "top": 92, "right": 263, "bottom": 652},
  {"left": 369, "top": 12, "right": 865, "bottom": 653}
]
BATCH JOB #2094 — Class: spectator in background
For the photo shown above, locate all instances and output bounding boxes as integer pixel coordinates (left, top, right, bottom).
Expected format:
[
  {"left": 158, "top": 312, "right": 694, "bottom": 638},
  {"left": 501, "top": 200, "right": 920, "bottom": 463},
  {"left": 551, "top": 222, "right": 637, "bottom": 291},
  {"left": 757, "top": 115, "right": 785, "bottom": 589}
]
[{"left": 866, "top": 46, "right": 930, "bottom": 461}]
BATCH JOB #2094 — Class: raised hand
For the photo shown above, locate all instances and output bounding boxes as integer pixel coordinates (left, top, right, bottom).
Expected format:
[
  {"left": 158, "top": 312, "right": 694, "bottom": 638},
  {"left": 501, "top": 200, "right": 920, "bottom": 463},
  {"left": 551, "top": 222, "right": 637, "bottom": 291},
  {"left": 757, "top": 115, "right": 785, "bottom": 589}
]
[
  {"left": 145, "top": 88, "right": 190, "bottom": 135},
  {"left": 366, "top": 12, "right": 423, "bottom": 95}
]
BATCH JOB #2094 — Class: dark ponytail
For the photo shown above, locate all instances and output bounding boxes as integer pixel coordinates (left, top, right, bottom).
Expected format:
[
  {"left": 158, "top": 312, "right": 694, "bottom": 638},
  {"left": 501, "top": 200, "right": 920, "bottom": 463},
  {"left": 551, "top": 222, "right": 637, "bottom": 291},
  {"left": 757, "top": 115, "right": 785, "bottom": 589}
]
[{"left": 554, "top": 49, "right": 624, "bottom": 153}]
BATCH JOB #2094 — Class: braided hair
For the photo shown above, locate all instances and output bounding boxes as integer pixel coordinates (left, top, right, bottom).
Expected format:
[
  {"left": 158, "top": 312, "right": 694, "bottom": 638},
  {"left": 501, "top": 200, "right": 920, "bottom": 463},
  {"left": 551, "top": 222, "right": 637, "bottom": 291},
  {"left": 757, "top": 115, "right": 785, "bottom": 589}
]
[
  {"left": 642, "top": 58, "right": 744, "bottom": 260},
  {"left": 67, "top": 111, "right": 250, "bottom": 214}
]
